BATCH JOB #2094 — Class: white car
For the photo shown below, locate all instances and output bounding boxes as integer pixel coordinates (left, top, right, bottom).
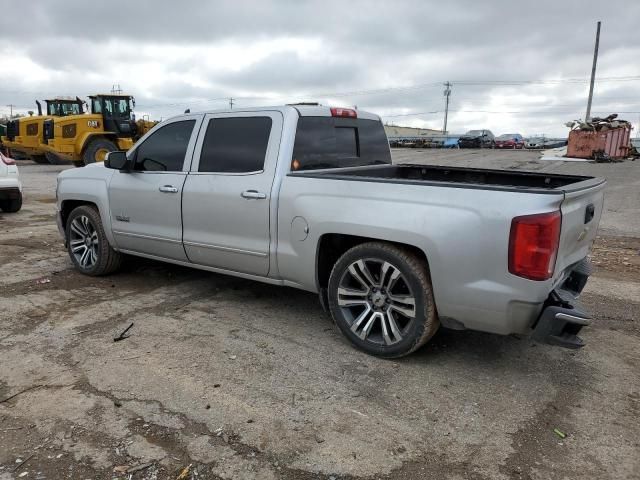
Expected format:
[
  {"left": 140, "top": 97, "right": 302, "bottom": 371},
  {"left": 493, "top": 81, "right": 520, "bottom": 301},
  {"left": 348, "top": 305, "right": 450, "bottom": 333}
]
[{"left": 0, "top": 151, "right": 22, "bottom": 212}]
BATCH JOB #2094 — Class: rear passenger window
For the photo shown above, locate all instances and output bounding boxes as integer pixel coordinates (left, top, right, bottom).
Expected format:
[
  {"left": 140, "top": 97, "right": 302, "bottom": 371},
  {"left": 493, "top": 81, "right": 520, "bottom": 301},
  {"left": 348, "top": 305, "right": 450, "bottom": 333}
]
[
  {"left": 134, "top": 120, "right": 195, "bottom": 172},
  {"left": 198, "top": 117, "right": 272, "bottom": 173}
]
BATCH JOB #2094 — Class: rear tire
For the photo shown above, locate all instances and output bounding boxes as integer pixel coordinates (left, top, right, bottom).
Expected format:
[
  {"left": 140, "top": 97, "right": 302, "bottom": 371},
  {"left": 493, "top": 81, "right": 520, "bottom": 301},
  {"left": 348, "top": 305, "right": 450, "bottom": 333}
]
[
  {"left": 82, "top": 138, "right": 117, "bottom": 166},
  {"left": 0, "top": 194, "right": 22, "bottom": 213},
  {"left": 328, "top": 242, "right": 439, "bottom": 358},
  {"left": 66, "top": 205, "right": 123, "bottom": 276},
  {"left": 30, "top": 154, "right": 48, "bottom": 164}
]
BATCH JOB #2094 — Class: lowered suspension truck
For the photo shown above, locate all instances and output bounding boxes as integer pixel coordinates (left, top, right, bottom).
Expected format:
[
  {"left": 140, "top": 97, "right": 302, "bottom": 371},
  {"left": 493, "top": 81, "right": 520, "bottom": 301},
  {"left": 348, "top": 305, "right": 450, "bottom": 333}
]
[{"left": 55, "top": 105, "right": 605, "bottom": 357}]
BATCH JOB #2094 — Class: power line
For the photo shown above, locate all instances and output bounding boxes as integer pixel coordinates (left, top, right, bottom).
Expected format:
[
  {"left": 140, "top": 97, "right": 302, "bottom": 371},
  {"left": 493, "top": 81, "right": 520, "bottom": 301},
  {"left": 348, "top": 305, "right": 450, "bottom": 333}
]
[
  {"left": 1, "top": 75, "right": 638, "bottom": 99},
  {"left": 384, "top": 110, "right": 441, "bottom": 118},
  {"left": 381, "top": 109, "right": 640, "bottom": 118},
  {"left": 116, "top": 74, "right": 640, "bottom": 110},
  {"left": 2, "top": 73, "right": 639, "bottom": 114},
  {"left": 449, "top": 76, "right": 640, "bottom": 86}
]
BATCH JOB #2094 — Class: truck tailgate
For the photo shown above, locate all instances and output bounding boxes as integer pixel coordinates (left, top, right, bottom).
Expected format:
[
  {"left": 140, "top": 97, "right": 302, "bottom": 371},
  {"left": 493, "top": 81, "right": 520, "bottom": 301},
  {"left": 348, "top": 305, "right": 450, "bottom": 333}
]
[{"left": 554, "top": 181, "right": 606, "bottom": 284}]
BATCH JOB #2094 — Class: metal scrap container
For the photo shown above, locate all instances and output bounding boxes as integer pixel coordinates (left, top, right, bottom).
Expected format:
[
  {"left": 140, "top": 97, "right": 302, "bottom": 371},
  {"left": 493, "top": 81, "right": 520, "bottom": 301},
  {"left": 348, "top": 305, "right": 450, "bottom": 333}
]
[{"left": 567, "top": 126, "right": 631, "bottom": 159}]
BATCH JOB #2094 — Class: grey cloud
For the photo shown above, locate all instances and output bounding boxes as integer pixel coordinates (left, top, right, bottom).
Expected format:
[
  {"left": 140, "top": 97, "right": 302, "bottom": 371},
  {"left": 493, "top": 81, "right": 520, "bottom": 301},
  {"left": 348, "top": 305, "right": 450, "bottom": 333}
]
[
  {"left": 214, "top": 50, "right": 364, "bottom": 92},
  {"left": 3, "top": 1, "right": 639, "bottom": 51}
]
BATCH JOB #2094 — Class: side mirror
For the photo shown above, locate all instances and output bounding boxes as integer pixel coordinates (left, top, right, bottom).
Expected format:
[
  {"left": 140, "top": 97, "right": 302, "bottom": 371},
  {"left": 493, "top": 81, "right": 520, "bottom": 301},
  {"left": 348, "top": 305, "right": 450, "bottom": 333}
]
[{"left": 104, "top": 150, "right": 130, "bottom": 171}]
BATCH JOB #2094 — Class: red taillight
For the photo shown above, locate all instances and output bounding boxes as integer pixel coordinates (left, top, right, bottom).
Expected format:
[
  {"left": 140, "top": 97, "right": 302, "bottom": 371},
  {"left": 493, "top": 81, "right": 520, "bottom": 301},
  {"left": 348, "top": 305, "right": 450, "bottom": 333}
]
[
  {"left": 509, "top": 211, "right": 561, "bottom": 281},
  {"left": 330, "top": 107, "right": 357, "bottom": 118},
  {"left": 0, "top": 153, "right": 15, "bottom": 165}
]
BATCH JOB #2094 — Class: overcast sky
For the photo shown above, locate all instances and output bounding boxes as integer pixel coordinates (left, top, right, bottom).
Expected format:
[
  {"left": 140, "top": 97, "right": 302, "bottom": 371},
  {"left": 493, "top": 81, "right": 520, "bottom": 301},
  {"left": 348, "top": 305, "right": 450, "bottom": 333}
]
[{"left": 1, "top": 0, "right": 639, "bottom": 136}]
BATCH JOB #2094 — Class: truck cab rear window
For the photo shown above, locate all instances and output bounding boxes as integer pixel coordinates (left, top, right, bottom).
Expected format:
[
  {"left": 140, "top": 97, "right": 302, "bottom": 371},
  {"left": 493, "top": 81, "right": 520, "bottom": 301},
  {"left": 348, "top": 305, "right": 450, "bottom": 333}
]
[{"left": 292, "top": 117, "right": 391, "bottom": 171}]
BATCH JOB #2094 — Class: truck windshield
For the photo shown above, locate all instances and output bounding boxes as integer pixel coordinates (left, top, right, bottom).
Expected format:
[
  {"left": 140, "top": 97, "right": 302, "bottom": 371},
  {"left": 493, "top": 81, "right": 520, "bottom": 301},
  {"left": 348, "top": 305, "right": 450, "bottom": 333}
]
[
  {"left": 95, "top": 97, "right": 132, "bottom": 117},
  {"left": 47, "top": 102, "right": 82, "bottom": 116},
  {"left": 292, "top": 117, "right": 391, "bottom": 171}
]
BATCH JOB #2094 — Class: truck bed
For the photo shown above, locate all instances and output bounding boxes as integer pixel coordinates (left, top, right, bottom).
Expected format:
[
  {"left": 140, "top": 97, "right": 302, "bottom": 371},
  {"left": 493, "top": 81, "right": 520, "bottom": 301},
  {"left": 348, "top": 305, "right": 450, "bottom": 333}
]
[{"left": 290, "top": 164, "right": 604, "bottom": 194}]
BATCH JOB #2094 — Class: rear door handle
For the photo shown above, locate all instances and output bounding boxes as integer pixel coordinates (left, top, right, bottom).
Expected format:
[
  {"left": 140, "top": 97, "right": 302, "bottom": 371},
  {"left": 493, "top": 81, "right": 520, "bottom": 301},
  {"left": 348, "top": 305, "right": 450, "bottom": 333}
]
[
  {"left": 241, "top": 190, "right": 267, "bottom": 200},
  {"left": 159, "top": 185, "right": 179, "bottom": 193}
]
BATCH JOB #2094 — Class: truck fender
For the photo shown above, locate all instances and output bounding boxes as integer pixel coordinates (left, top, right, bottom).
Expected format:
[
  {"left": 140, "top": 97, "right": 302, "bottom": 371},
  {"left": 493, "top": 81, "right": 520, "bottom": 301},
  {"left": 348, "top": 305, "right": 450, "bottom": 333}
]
[{"left": 58, "top": 178, "right": 117, "bottom": 248}]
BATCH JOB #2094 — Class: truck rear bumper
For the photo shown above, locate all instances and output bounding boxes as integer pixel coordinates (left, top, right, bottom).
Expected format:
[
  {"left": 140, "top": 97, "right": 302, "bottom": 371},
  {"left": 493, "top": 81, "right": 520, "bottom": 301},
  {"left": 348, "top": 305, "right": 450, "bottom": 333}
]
[
  {"left": 532, "top": 258, "right": 592, "bottom": 349},
  {"left": 532, "top": 295, "right": 591, "bottom": 348}
]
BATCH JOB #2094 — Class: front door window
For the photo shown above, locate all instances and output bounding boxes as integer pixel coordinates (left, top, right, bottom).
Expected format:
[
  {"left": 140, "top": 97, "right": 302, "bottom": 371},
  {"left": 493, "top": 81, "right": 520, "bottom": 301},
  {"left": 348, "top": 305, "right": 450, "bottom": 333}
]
[{"left": 133, "top": 120, "right": 196, "bottom": 172}]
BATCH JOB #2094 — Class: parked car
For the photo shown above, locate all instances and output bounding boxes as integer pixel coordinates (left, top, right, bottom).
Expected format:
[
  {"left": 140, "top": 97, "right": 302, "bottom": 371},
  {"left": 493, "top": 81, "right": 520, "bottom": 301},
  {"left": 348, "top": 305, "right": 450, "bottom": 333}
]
[
  {"left": 443, "top": 136, "right": 460, "bottom": 148},
  {"left": 495, "top": 133, "right": 525, "bottom": 149},
  {"left": 525, "top": 137, "right": 568, "bottom": 149},
  {"left": 0, "top": 151, "right": 22, "bottom": 212},
  {"left": 458, "top": 129, "right": 495, "bottom": 148},
  {"left": 56, "top": 105, "right": 604, "bottom": 357}
]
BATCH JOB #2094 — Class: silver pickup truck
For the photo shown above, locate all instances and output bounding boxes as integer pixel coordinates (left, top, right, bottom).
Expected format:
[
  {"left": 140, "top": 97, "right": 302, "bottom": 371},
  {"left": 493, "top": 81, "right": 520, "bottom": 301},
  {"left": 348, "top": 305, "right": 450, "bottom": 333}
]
[{"left": 56, "top": 105, "right": 605, "bottom": 357}]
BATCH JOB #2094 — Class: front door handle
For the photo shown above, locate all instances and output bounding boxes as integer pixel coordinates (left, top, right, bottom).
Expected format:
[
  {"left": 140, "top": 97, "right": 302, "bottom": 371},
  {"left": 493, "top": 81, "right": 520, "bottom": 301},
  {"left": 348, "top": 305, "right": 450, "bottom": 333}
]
[
  {"left": 241, "top": 190, "right": 267, "bottom": 200},
  {"left": 159, "top": 185, "right": 179, "bottom": 193}
]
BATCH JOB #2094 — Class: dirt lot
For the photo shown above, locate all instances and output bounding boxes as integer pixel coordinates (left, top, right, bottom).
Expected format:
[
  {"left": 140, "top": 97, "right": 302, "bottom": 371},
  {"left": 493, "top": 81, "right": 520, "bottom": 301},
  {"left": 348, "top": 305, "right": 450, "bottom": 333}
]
[{"left": 1, "top": 151, "right": 639, "bottom": 480}]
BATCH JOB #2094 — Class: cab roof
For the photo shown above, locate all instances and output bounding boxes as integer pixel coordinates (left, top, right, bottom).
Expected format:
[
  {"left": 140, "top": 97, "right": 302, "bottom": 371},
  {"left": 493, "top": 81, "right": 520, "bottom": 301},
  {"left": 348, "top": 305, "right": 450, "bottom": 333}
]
[
  {"left": 89, "top": 94, "right": 134, "bottom": 98},
  {"left": 45, "top": 97, "right": 82, "bottom": 102},
  {"left": 193, "top": 104, "right": 381, "bottom": 121}
]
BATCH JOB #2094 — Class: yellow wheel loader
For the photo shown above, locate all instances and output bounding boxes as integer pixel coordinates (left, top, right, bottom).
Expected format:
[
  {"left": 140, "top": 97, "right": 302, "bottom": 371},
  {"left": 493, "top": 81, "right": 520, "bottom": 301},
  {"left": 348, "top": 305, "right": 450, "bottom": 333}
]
[
  {"left": 1, "top": 98, "right": 84, "bottom": 165},
  {"left": 42, "top": 94, "right": 157, "bottom": 167}
]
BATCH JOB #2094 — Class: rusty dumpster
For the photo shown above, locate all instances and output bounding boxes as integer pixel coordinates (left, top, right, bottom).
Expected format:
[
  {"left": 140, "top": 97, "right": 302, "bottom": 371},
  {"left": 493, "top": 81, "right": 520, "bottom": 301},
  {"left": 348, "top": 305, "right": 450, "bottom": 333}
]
[{"left": 567, "top": 126, "right": 631, "bottom": 160}]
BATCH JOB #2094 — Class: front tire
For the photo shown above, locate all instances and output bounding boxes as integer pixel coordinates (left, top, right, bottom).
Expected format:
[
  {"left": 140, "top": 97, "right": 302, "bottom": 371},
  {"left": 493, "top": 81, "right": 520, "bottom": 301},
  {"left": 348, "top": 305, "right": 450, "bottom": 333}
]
[
  {"left": 82, "top": 138, "right": 117, "bottom": 166},
  {"left": 66, "top": 205, "right": 122, "bottom": 276},
  {"left": 328, "top": 242, "right": 438, "bottom": 358}
]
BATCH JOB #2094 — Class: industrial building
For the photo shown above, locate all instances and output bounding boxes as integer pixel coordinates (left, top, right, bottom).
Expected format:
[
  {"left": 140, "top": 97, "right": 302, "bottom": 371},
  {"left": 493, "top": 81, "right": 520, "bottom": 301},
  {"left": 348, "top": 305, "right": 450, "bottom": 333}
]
[{"left": 384, "top": 124, "right": 443, "bottom": 140}]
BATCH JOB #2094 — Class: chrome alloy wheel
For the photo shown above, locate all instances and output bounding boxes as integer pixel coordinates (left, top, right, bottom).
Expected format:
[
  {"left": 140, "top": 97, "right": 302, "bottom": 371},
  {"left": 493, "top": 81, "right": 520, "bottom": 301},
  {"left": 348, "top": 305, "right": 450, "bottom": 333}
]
[
  {"left": 337, "top": 259, "right": 417, "bottom": 346},
  {"left": 69, "top": 215, "right": 99, "bottom": 269}
]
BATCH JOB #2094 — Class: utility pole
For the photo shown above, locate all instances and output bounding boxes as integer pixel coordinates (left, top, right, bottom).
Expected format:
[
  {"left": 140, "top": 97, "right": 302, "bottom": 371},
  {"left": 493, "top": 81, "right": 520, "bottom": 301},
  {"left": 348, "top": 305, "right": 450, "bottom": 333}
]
[
  {"left": 585, "top": 21, "right": 601, "bottom": 122},
  {"left": 442, "top": 82, "right": 451, "bottom": 134},
  {"left": 229, "top": 97, "right": 234, "bottom": 110},
  {"left": 6, "top": 104, "right": 14, "bottom": 117}
]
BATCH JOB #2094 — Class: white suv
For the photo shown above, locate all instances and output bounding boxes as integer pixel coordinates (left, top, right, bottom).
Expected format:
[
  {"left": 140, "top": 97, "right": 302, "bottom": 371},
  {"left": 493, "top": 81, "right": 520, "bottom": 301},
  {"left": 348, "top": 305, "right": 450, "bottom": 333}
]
[{"left": 0, "top": 151, "right": 22, "bottom": 212}]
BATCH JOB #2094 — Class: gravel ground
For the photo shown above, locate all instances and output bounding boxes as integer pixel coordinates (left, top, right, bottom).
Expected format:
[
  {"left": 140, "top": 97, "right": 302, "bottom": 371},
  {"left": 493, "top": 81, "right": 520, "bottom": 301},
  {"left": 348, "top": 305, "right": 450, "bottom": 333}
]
[{"left": 0, "top": 152, "right": 638, "bottom": 480}]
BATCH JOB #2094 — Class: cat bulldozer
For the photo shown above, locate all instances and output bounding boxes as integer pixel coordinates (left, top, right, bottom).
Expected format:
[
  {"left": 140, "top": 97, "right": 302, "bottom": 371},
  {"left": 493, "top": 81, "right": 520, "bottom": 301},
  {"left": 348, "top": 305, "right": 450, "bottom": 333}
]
[
  {"left": 1, "top": 97, "right": 85, "bottom": 164},
  {"left": 41, "top": 94, "right": 157, "bottom": 167}
]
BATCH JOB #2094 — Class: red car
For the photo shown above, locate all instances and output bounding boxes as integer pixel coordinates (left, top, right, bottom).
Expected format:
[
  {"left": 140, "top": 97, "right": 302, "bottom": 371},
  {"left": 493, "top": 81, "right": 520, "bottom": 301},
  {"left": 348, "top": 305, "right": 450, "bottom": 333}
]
[{"left": 495, "top": 133, "right": 525, "bottom": 149}]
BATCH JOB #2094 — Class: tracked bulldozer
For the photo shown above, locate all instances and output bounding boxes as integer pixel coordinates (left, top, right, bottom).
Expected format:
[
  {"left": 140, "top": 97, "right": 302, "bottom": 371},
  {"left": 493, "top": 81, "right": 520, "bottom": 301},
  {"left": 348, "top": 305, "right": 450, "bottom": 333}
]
[
  {"left": 41, "top": 94, "right": 157, "bottom": 167},
  {"left": 1, "top": 97, "right": 85, "bottom": 164}
]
